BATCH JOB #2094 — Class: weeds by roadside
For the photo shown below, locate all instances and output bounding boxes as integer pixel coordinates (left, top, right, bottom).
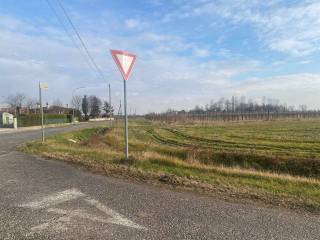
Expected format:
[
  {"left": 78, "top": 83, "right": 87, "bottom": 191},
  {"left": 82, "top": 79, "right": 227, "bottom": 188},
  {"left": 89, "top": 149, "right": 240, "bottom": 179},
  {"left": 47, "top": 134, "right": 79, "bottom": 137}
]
[{"left": 21, "top": 119, "right": 320, "bottom": 213}]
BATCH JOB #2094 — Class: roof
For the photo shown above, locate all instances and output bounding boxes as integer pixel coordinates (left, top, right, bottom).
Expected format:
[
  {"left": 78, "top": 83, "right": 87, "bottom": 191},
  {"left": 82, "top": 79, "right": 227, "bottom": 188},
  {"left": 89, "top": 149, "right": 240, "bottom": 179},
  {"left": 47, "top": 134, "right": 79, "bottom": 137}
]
[{"left": 0, "top": 112, "right": 13, "bottom": 115}]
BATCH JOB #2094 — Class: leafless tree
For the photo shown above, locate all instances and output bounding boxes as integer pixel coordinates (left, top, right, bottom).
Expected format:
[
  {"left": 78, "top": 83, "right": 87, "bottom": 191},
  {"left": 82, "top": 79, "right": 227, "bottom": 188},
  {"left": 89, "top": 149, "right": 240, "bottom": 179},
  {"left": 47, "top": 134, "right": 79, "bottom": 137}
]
[
  {"left": 5, "top": 93, "right": 26, "bottom": 115},
  {"left": 52, "top": 99, "right": 63, "bottom": 107},
  {"left": 299, "top": 105, "right": 307, "bottom": 111},
  {"left": 25, "top": 97, "right": 38, "bottom": 109},
  {"left": 225, "top": 99, "right": 232, "bottom": 112},
  {"left": 71, "top": 95, "right": 82, "bottom": 112},
  {"left": 88, "top": 95, "right": 102, "bottom": 118},
  {"left": 102, "top": 101, "right": 114, "bottom": 118},
  {"left": 25, "top": 97, "right": 38, "bottom": 114}
]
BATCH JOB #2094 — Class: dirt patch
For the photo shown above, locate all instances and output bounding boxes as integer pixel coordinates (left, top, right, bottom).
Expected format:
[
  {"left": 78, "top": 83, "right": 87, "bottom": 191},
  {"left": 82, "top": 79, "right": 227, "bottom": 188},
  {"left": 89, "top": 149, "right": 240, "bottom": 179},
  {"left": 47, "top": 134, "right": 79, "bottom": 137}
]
[{"left": 81, "top": 128, "right": 110, "bottom": 148}]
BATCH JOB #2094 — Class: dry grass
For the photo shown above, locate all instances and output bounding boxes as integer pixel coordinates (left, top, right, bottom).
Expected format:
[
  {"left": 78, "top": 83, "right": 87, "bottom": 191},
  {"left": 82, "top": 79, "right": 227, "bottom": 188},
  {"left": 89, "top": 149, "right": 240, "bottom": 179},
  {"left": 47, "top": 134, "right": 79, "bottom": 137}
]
[{"left": 21, "top": 119, "right": 320, "bottom": 212}]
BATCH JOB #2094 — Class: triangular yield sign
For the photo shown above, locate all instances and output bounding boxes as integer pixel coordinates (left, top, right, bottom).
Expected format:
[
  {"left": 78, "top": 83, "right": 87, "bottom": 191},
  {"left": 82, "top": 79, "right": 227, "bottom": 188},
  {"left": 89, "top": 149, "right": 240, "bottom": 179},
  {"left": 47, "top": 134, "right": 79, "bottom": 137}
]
[{"left": 111, "top": 49, "right": 137, "bottom": 81}]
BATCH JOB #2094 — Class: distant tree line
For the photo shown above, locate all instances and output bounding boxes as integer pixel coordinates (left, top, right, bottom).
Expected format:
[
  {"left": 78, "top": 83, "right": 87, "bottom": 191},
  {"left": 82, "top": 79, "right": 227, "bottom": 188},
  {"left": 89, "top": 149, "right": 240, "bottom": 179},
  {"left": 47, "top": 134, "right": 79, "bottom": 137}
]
[
  {"left": 1, "top": 92, "right": 114, "bottom": 121},
  {"left": 189, "top": 96, "right": 308, "bottom": 114},
  {"left": 146, "top": 96, "right": 319, "bottom": 123}
]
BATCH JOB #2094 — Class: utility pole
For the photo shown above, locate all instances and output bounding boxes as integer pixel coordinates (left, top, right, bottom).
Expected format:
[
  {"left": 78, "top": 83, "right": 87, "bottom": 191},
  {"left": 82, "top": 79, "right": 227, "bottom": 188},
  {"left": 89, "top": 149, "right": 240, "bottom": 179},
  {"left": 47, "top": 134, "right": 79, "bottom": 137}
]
[
  {"left": 232, "top": 96, "right": 235, "bottom": 112},
  {"left": 118, "top": 100, "right": 122, "bottom": 116},
  {"left": 108, "top": 83, "right": 112, "bottom": 123},
  {"left": 39, "top": 82, "right": 48, "bottom": 143},
  {"left": 108, "top": 84, "right": 111, "bottom": 106},
  {"left": 39, "top": 83, "right": 44, "bottom": 143}
]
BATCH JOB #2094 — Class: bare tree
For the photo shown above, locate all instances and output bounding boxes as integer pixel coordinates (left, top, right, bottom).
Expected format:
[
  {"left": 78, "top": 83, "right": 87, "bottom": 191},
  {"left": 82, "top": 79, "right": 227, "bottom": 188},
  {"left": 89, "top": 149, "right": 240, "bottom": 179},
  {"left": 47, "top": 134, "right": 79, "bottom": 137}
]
[
  {"left": 71, "top": 95, "right": 82, "bottom": 112},
  {"left": 225, "top": 99, "right": 232, "bottom": 112},
  {"left": 5, "top": 93, "right": 26, "bottom": 115},
  {"left": 102, "top": 101, "right": 114, "bottom": 118},
  {"left": 25, "top": 97, "right": 38, "bottom": 114},
  {"left": 299, "top": 105, "right": 307, "bottom": 111},
  {"left": 52, "top": 99, "right": 63, "bottom": 107},
  {"left": 89, "top": 95, "right": 102, "bottom": 118}
]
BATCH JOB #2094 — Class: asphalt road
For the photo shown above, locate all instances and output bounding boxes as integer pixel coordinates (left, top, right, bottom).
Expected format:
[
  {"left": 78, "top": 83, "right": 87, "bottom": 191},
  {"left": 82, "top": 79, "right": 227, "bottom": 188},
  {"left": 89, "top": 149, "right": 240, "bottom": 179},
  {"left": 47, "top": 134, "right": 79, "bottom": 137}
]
[{"left": 0, "top": 123, "right": 319, "bottom": 240}]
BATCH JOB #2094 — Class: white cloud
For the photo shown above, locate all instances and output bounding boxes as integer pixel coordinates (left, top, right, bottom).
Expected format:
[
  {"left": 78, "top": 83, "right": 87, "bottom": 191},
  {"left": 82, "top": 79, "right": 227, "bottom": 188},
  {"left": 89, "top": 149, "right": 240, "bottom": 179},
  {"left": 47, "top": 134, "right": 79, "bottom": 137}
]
[
  {"left": 192, "top": 47, "right": 210, "bottom": 58},
  {"left": 234, "top": 73, "right": 320, "bottom": 109},
  {"left": 268, "top": 38, "right": 315, "bottom": 56},
  {"left": 125, "top": 19, "right": 140, "bottom": 29},
  {"left": 1, "top": 7, "right": 320, "bottom": 114},
  {"left": 124, "top": 18, "right": 148, "bottom": 30},
  {"left": 0, "top": 15, "right": 35, "bottom": 32},
  {"left": 166, "top": 0, "right": 320, "bottom": 56},
  {"left": 0, "top": 23, "right": 318, "bottom": 113}
]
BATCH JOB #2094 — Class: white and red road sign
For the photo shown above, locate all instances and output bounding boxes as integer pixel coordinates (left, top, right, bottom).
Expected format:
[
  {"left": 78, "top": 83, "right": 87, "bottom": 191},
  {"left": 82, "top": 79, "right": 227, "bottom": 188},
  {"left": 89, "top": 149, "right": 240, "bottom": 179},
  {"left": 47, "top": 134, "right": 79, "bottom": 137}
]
[
  {"left": 110, "top": 49, "right": 137, "bottom": 160},
  {"left": 110, "top": 50, "right": 137, "bottom": 81}
]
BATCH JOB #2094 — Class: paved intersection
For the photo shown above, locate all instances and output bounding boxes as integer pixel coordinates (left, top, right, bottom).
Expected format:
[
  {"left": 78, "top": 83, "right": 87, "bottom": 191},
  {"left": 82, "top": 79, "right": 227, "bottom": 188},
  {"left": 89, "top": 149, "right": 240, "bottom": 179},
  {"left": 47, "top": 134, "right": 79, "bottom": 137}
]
[{"left": 0, "top": 123, "right": 319, "bottom": 239}]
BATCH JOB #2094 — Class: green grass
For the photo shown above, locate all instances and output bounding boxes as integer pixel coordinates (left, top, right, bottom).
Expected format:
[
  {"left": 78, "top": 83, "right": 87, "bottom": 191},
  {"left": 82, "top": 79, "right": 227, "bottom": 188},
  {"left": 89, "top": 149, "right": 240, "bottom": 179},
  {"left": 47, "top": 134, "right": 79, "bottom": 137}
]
[{"left": 21, "top": 119, "right": 320, "bottom": 212}]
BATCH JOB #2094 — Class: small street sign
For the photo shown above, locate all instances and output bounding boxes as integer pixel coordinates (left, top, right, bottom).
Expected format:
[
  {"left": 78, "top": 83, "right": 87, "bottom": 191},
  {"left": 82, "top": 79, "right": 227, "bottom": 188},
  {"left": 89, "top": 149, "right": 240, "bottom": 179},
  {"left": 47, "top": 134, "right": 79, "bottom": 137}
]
[
  {"left": 39, "top": 82, "right": 48, "bottom": 90},
  {"left": 110, "top": 49, "right": 137, "bottom": 160},
  {"left": 110, "top": 50, "right": 136, "bottom": 81}
]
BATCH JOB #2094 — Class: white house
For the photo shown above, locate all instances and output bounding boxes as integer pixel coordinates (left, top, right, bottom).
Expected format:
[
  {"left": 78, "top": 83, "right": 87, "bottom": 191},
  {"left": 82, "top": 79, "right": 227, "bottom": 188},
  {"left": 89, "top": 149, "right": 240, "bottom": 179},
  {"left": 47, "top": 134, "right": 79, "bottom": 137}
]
[{"left": 0, "top": 112, "right": 14, "bottom": 127}]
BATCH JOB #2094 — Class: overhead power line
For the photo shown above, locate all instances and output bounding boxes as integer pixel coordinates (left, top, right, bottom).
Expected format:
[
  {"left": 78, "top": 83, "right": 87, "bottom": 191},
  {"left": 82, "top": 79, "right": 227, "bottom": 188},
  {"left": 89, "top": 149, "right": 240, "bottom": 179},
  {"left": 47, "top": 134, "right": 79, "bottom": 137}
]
[
  {"left": 45, "top": 0, "right": 97, "bottom": 77},
  {"left": 56, "top": 0, "right": 106, "bottom": 81},
  {"left": 50, "top": 0, "right": 107, "bottom": 81}
]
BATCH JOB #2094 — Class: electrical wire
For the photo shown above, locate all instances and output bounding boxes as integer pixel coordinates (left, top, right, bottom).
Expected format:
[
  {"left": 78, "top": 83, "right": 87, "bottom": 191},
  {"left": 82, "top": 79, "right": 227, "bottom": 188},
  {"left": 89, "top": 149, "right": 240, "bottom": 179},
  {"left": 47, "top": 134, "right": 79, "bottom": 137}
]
[
  {"left": 55, "top": 0, "right": 106, "bottom": 81},
  {"left": 45, "top": 0, "right": 99, "bottom": 79}
]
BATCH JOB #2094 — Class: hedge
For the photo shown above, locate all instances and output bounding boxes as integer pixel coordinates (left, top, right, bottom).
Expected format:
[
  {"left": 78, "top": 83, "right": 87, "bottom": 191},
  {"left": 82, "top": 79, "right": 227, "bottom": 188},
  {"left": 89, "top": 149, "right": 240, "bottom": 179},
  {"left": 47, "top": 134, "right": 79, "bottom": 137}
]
[{"left": 17, "top": 114, "right": 72, "bottom": 127}]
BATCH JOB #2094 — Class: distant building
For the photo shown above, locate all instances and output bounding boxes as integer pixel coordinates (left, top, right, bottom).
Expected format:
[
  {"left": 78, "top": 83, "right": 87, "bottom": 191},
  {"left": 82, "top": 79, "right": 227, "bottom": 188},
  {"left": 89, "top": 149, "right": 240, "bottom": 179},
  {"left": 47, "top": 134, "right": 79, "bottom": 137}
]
[
  {"left": 0, "top": 105, "right": 72, "bottom": 117},
  {"left": 47, "top": 106, "right": 71, "bottom": 115},
  {"left": 0, "top": 107, "right": 14, "bottom": 114}
]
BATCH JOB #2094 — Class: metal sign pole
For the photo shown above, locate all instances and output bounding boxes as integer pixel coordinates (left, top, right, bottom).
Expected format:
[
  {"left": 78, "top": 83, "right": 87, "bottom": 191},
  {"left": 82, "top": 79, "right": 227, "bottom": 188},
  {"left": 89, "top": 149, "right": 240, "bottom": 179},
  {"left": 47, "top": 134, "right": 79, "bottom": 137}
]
[
  {"left": 110, "top": 49, "right": 136, "bottom": 160},
  {"left": 72, "top": 108, "right": 75, "bottom": 123},
  {"left": 39, "top": 83, "right": 44, "bottom": 143},
  {"left": 123, "top": 78, "right": 128, "bottom": 160},
  {"left": 109, "top": 83, "right": 113, "bottom": 128}
]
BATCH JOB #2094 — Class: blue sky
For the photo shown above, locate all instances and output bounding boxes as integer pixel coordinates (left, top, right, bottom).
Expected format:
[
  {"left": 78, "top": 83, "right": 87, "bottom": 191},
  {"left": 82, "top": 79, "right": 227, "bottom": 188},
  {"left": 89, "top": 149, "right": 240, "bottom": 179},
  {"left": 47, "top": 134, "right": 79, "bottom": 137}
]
[{"left": 0, "top": 0, "right": 320, "bottom": 113}]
